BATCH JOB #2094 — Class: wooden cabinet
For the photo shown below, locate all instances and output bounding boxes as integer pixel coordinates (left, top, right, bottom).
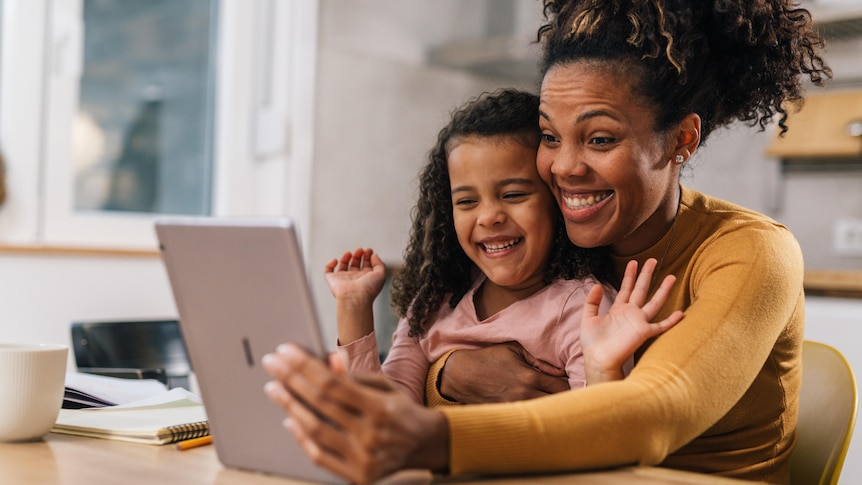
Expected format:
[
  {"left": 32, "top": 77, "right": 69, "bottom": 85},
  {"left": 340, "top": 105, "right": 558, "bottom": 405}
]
[{"left": 765, "top": 89, "right": 862, "bottom": 159}]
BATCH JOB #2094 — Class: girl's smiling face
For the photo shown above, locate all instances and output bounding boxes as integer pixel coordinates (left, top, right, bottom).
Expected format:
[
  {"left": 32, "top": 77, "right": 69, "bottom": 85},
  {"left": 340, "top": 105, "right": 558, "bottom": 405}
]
[
  {"left": 448, "top": 135, "right": 555, "bottom": 291},
  {"left": 537, "top": 61, "right": 683, "bottom": 257}
]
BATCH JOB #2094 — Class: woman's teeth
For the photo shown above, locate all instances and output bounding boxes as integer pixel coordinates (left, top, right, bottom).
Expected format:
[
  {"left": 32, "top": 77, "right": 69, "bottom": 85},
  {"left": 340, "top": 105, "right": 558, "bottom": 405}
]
[{"left": 563, "top": 192, "right": 609, "bottom": 209}]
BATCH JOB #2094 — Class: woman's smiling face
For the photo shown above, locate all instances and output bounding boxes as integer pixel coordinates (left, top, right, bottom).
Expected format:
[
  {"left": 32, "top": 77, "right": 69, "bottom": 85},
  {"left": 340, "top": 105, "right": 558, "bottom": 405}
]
[{"left": 537, "top": 61, "right": 681, "bottom": 256}]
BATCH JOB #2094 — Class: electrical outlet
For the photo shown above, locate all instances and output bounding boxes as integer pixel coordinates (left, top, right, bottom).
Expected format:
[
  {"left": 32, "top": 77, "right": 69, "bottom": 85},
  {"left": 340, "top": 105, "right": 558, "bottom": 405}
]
[{"left": 834, "top": 219, "right": 862, "bottom": 257}]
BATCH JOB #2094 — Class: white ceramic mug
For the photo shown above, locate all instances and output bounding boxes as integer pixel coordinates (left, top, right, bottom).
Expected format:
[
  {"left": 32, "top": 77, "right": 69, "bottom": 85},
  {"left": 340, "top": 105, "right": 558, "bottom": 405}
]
[{"left": 0, "top": 343, "right": 68, "bottom": 442}]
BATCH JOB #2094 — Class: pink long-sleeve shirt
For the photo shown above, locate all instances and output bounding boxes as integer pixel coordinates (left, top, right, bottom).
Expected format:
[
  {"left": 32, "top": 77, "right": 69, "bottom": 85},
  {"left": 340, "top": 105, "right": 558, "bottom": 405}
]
[{"left": 337, "top": 275, "right": 616, "bottom": 404}]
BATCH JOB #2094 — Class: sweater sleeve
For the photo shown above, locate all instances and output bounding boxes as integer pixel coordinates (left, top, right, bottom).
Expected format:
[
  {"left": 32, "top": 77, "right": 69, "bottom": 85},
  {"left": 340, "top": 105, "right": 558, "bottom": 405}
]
[
  {"left": 425, "top": 349, "right": 460, "bottom": 407},
  {"left": 425, "top": 350, "right": 453, "bottom": 405},
  {"left": 438, "top": 220, "right": 804, "bottom": 478}
]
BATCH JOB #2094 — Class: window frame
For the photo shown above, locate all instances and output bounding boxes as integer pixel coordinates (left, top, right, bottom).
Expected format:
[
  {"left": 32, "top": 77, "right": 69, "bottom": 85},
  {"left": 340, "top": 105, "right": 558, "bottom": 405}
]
[{"left": 0, "top": 0, "right": 318, "bottom": 252}]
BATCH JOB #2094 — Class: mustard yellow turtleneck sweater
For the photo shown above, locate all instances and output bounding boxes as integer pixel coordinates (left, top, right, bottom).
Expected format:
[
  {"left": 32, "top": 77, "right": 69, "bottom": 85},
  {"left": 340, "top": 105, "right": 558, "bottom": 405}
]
[{"left": 425, "top": 186, "right": 804, "bottom": 484}]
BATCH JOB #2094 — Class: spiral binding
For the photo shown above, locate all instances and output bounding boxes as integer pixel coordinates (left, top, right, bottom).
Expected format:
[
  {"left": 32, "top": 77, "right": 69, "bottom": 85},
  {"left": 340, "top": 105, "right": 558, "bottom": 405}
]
[{"left": 166, "top": 421, "right": 210, "bottom": 442}]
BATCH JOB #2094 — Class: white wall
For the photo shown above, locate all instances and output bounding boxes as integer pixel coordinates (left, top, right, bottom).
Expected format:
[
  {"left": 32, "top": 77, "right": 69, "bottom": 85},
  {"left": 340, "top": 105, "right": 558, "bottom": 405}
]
[{"left": 0, "top": 252, "right": 176, "bottom": 368}]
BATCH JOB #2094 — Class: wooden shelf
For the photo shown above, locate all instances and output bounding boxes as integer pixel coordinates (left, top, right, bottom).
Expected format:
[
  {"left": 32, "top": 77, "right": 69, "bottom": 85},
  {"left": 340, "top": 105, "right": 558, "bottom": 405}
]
[
  {"left": 0, "top": 244, "right": 159, "bottom": 258},
  {"left": 765, "top": 89, "right": 862, "bottom": 159},
  {"left": 804, "top": 270, "right": 862, "bottom": 298}
]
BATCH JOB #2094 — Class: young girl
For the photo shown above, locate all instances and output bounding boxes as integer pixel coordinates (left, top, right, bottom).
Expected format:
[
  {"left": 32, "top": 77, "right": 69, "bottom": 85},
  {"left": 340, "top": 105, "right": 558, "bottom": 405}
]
[{"left": 324, "top": 89, "right": 682, "bottom": 404}]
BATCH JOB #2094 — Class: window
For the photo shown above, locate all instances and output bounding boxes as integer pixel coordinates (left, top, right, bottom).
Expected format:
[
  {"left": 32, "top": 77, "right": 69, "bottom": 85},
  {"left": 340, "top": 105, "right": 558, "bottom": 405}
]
[
  {"left": 0, "top": 0, "right": 318, "bottom": 251},
  {"left": 73, "top": 0, "right": 216, "bottom": 216}
]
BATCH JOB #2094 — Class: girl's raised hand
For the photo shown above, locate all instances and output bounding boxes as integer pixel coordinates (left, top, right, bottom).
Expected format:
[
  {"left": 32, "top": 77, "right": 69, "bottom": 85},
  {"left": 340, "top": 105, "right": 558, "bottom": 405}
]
[
  {"left": 580, "top": 258, "right": 684, "bottom": 384},
  {"left": 324, "top": 247, "right": 386, "bottom": 344},
  {"left": 324, "top": 247, "right": 386, "bottom": 304}
]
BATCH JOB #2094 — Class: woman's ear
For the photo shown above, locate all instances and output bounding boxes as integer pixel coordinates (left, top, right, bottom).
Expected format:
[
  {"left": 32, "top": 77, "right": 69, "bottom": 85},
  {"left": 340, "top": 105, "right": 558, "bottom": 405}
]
[{"left": 675, "top": 113, "right": 701, "bottom": 161}]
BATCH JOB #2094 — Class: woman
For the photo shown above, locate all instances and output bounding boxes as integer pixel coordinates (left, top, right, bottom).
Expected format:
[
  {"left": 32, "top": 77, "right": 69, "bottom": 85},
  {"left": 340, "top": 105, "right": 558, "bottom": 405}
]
[{"left": 262, "top": 1, "right": 831, "bottom": 483}]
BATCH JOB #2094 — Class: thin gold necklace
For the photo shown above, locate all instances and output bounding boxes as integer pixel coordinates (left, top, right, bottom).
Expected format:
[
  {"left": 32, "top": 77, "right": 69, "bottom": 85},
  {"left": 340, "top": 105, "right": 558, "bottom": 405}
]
[
  {"left": 656, "top": 187, "right": 683, "bottom": 274},
  {"left": 655, "top": 216, "right": 677, "bottom": 274}
]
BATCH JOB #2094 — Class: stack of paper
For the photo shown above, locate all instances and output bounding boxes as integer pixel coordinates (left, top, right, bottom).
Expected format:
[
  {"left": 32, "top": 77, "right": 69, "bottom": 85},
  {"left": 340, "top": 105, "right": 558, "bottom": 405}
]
[
  {"left": 63, "top": 372, "right": 169, "bottom": 408},
  {"left": 52, "top": 388, "right": 208, "bottom": 445}
]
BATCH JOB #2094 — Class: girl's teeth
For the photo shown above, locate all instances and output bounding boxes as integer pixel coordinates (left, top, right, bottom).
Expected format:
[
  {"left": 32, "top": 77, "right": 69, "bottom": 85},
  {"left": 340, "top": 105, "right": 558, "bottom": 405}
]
[{"left": 483, "top": 239, "right": 520, "bottom": 252}]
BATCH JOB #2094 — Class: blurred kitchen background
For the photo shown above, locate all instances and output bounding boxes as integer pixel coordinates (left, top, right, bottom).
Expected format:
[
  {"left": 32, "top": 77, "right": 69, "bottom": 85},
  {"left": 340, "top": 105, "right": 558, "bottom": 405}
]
[{"left": 0, "top": 1, "right": 860, "bottom": 481}]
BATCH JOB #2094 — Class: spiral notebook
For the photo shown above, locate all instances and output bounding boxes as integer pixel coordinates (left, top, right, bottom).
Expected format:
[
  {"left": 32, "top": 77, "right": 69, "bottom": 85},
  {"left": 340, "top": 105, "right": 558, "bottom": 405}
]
[{"left": 52, "top": 388, "right": 208, "bottom": 445}]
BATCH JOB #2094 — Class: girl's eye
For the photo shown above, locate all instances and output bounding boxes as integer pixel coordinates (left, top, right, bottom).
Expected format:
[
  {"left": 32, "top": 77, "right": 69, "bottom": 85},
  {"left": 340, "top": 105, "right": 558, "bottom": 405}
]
[
  {"left": 454, "top": 198, "right": 477, "bottom": 207},
  {"left": 502, "top": 192, "right": 528, "bottom": 201}
]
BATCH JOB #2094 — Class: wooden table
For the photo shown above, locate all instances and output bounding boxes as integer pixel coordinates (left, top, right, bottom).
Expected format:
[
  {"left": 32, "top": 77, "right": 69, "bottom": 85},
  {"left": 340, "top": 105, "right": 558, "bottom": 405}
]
[{"left": 0, "top": 433, "right": 748, "bottom": 484}]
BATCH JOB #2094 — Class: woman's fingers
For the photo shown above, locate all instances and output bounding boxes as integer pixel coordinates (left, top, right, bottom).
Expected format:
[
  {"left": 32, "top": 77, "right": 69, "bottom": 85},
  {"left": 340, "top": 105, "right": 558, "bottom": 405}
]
[
  {"left": 271, "top": 345, "right": 364, "bottom": 421},
  {"left": 265, "top": 379, "right": 363, "bottom": 483},
  {"left": 262, "top": 348, "right": 373, "bottom": 476},
  {"left": 283, "top": 417, "right": 365, "bottom": 484}
]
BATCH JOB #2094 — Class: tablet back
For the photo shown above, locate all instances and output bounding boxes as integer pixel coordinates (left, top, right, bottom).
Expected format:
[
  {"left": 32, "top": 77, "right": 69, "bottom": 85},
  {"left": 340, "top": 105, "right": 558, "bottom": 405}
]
[{"left": 155, "top": 217, "right": 344, "bottom": 484}]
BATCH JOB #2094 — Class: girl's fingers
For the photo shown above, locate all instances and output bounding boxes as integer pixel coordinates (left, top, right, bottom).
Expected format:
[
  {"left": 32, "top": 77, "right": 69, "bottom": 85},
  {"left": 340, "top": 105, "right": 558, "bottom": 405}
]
[
  {"left": 628, "top": 258, "right": 657, "bottom": 306},
  {"left": 329, "top": 248, "right": 383, "bottom": 272},
  {"left": 615, "top": 260, "right": 639, "bottom": 303},
  {"left": 351, "top": 248, "right": 365, "bottom": 268},
  {"left": 640, "top": 274, "right": 677, "bottom": 319},
  {"left": 582, "top": 284, "right": 604, "bottom": 320},
  {"left": 644, "top": 310, "right": 685, "bottom": 337},
  {"left": 370, "top": 252, "right": 385, "bottom": 270},
  {"left": 337, "top": 251, "right": 353, "bottom": 271}
]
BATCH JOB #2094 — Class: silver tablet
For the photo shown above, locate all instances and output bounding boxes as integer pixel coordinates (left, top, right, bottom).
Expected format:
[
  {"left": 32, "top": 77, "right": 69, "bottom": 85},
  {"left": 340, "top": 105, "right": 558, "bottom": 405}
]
[{"left": 155, "top": 217, "right": 344, "bottom": 484}]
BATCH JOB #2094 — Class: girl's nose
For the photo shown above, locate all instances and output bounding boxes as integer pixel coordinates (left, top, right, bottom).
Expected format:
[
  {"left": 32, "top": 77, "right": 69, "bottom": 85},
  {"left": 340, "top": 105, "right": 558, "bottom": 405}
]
[{"left": 477, "top": 202, "right": 506, "bottom": 227}]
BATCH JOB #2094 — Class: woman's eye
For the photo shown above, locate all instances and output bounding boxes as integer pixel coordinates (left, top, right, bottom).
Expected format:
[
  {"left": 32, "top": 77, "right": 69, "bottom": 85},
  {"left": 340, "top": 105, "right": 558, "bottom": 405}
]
[
  {"left": 541, "top": 133, "right": 559, "bottom": 144},
  {"left": 591, "top": 136, "right": 615, "bottom": 146}
]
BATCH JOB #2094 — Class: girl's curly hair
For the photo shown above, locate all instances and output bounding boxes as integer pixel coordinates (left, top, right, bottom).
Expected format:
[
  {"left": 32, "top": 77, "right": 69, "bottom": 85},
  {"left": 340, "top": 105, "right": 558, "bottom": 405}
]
[
  {"left": 391, "top": 88, "right": 611, "bottom": 338},
  {"left": 537, "top": 0, "right": 831, "bottom": 142}
]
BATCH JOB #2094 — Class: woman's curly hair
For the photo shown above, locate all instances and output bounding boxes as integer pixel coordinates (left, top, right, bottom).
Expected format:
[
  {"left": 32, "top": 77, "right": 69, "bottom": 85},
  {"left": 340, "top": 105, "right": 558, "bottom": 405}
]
[
  {"left": 537, "top": 0, "right": 831, "bottom": 143},
  {"left": 391, "top": 88, "right": 611, "bottom": 338}
]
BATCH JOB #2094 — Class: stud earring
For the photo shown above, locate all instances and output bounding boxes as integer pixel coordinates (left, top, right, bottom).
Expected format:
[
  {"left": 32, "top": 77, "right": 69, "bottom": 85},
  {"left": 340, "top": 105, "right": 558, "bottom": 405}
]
[{"left": 673, "top": 155, "right": 685, "bottom": 165}]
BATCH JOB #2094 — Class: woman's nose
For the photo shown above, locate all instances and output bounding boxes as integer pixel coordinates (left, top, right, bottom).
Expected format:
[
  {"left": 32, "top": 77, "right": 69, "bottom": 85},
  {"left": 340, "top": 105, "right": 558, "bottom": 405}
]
[{"left": 551, "top": 145, "right": 589, "bottom": 178}]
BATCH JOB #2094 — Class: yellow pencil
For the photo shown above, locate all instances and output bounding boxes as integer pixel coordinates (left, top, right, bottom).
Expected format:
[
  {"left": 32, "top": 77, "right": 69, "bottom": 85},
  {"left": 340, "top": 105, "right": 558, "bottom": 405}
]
[{"left": 175, "top": 435, "right": 213, "bottom": 451}]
